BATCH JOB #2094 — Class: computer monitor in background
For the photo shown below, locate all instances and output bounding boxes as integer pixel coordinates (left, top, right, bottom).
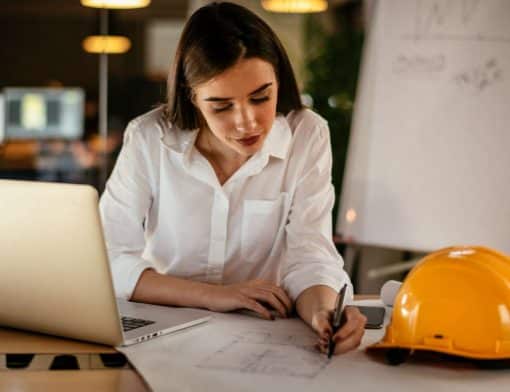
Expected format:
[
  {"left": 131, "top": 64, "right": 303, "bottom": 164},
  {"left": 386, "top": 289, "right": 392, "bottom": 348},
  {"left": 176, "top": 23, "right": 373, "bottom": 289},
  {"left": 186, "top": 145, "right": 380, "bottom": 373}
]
[
  {"left": 3, "top": 88, "right": 85, "bottom": 141},
  {"left": 0, "top": 94, "right": 4, "bottom": 143}
]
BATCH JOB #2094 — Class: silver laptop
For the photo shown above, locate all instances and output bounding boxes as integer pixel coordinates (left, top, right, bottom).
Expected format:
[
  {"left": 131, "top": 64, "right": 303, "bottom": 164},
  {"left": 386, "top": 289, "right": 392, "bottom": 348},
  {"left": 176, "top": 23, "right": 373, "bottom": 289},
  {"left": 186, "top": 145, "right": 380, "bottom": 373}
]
[{"left": 0, "top": 179, "right": 211, "bottom": 346}]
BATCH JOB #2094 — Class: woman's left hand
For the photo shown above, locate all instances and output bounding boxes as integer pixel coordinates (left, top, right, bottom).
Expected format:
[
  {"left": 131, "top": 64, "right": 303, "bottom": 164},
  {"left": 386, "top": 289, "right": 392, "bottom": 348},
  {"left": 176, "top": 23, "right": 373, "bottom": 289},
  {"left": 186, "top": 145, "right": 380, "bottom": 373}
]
[{"left": 311, "top": 306, "right": 367, "bottom": 355}]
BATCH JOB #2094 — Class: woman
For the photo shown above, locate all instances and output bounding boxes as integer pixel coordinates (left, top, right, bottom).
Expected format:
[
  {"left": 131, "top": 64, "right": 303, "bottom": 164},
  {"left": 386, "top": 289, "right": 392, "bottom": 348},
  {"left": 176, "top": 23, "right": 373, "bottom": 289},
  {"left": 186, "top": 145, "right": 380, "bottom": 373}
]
[{"left": 100, "top": 1, "right": 366, "bottom": 355}]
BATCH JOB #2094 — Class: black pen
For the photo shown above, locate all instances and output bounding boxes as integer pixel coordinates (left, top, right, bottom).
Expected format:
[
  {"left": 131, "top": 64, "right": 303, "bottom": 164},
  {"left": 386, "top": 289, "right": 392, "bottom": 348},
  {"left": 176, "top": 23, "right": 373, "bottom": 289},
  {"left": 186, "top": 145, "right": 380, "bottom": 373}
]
[{"left": 327, "top": 283, "right": 347, "bottom": 358}]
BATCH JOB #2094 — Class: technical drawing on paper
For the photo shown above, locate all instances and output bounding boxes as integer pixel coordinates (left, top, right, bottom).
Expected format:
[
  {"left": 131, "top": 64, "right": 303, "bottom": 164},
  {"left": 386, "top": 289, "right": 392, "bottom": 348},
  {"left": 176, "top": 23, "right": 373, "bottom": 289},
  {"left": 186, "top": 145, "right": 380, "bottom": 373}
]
[{"left": 197, "top": 330, "right": 328, "bottom": 379}]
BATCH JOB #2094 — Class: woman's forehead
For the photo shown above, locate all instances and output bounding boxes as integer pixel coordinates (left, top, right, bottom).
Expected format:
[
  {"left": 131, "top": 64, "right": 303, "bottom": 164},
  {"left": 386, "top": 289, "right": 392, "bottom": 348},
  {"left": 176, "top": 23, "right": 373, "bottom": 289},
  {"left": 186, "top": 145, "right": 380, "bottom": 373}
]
[{"left": 195, "top": 58, "right": 277, "bottom": 99}]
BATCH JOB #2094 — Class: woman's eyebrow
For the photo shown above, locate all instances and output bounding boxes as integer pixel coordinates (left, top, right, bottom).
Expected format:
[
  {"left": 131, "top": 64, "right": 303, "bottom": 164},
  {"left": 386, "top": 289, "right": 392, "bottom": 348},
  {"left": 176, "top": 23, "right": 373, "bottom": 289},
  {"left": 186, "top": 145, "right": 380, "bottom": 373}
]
[
  {"left": 248, "top": 82, "right": 273, "bottom": 95},
  {"left": 203, "top": 82, "right": 273, "bottom": 102}
]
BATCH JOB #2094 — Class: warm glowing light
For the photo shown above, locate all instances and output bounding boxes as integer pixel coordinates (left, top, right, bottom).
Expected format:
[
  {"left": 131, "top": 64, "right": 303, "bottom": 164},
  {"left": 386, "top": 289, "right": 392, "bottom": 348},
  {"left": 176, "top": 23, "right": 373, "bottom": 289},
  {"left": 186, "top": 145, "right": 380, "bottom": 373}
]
[
  {"left": 80, "top": 0, "right": 150, "bottom": 9},
  {"left": 448, "top": 248, "right": 475, "bottom": 258},
  {"left": 346, "top": 208, "right": 357, "bottom": 224},
  {"left": 261, "top": 0, "right": 327, "bottom": 13},
  {"left": 82, "top": 36, "right": 131, "bottom": 54}
]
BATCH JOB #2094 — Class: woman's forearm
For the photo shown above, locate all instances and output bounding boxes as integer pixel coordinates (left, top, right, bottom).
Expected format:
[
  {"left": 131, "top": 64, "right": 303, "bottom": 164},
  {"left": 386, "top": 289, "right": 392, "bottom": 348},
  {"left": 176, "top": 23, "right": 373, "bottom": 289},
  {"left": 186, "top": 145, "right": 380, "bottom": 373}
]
[
  {"left": 131, "top": 270, "right": 293, "bottom": 319},
  {"left": 130, "top": 269, "right": 215, "bottom": 309},
  {"left": 295, "top": 285, "right": 338, "bottom": 327}
]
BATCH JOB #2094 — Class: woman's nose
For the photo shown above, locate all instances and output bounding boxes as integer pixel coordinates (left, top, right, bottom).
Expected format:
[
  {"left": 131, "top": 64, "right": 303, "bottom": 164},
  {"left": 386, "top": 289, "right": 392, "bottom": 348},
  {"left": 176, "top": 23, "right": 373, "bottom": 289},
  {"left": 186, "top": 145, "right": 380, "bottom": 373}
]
[{"left": 234, "top": 106, "right": 257, "bottom": 133}]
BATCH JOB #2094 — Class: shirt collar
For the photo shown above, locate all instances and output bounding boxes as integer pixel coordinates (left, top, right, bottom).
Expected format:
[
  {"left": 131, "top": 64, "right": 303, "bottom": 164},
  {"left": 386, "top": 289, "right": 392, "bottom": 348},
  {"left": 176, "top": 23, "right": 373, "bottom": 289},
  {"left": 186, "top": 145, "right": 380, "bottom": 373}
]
[
  {"left": 261, "top": 114, "right": 292, "bottom": 160},
  {"left": 158, "top": 116, "right": 198, "bottom": 156},
  {"left": 158, "top": 113, "right": 292, "bottom": 160}
]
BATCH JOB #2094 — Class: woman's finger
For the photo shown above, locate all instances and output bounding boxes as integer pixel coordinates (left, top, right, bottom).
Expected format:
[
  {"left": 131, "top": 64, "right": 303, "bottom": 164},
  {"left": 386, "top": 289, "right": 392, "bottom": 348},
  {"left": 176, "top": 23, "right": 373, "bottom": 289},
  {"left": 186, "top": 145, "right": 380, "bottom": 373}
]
[
  {"left": 241, "top": 297, "right": 273, "bottom": 320},
  {"left": 319, "top": 336, "right": 328, "bottom": 344},
  {"left": 248, "top": 280, "right": 292, "bottom": 314},
  {"left": 246, "top": 288, "right": 288, "bottom": 318},
  {"left": 334, "top": 306, "right": 366, "bottom": 340},
  {"left": 333, "top": 320, "right": 365, "bottom": 354},
  {"left": 315, "top": 342, "right": 328, "bottom": 354},
  {"left": 312, "top": 310, "right": 333, "bottom": 339},
  {"left": 263, "top": 285, "right": 293, "bottom": 314},
  {"left": 266, "top": 286, "right": 293, "bottom": 314}
]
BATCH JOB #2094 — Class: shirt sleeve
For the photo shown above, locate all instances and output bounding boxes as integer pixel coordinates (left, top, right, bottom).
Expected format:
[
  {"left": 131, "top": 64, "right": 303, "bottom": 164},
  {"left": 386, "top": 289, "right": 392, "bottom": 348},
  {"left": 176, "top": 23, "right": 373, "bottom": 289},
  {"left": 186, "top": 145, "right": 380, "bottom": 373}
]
[
  {"left": 99, "top": 120, "right": 155, "bottom": 299},
  {"left": 280, "top": 121, "right": 353, "bottom": 302}
]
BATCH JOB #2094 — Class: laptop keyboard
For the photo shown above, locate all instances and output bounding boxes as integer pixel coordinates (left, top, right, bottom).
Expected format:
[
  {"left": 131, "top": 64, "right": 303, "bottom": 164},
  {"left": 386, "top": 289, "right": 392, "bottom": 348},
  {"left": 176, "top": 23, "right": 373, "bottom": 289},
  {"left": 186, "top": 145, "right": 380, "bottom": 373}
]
[{"left": 121, "top": 316, "right": 155, "bottom": 332}]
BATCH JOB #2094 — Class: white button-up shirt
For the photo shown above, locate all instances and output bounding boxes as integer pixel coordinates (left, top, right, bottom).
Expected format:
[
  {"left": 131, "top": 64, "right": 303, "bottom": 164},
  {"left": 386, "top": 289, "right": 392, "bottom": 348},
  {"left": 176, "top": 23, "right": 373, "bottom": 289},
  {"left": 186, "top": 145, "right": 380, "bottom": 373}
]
[{"left": 99, "top": 107, "right": 352, "bottom": 302}]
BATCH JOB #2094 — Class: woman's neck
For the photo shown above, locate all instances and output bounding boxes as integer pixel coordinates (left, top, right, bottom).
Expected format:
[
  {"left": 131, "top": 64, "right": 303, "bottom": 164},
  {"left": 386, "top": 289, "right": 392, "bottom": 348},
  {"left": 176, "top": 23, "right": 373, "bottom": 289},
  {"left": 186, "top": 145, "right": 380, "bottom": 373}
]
[{"left": 195, "top": 127, "right": 249, "bottom": 184}]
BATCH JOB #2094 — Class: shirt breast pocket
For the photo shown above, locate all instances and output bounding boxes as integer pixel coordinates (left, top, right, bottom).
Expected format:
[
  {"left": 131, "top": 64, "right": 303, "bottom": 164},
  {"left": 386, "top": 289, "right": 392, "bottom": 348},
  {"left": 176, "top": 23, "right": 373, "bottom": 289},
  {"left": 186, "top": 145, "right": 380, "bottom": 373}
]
[{"left": 241, "top": 193, "right": 288, "bottom": 263}]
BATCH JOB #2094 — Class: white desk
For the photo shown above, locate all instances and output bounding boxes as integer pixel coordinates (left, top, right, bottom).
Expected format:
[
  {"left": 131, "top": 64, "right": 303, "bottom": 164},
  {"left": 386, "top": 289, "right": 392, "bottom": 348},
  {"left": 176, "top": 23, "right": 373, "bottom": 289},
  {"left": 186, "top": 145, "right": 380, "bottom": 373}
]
[{"left": 119, "top": 300, "right": 510, "bottom": 391}]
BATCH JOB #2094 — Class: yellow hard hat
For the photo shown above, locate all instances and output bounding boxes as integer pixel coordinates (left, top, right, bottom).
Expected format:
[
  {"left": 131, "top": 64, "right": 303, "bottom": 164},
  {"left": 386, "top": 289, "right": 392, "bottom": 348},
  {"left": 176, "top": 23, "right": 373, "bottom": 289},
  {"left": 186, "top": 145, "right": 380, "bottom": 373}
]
[{"left": 368, "top": 246, "right": 510, "bottom": 365}]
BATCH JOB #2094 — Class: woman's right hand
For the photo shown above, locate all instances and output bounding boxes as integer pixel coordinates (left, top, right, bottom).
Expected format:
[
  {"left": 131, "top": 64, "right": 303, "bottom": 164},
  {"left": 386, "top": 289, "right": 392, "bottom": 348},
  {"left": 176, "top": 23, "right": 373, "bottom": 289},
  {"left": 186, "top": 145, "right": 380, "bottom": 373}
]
[{"left": 206, "top": 279, "right": 293, "bottom": 320}]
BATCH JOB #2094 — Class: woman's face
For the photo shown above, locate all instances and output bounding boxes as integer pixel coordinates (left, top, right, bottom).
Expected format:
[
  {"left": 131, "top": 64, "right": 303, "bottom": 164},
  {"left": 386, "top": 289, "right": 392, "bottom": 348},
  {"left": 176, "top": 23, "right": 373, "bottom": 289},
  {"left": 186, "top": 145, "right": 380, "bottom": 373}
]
[{"left": 192, "top": 57, "right": 278, "bottom": 159}]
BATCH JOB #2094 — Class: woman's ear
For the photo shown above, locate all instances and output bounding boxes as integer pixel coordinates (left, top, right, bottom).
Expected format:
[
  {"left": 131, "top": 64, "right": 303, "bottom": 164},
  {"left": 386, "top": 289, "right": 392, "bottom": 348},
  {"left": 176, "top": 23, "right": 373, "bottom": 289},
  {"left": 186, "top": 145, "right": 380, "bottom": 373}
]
[
  {"left": 189, "top": 89, "right": 206, "bottom": 128},
  {"left": 189, "top": 88, "right": 198, "bottom": 107}
]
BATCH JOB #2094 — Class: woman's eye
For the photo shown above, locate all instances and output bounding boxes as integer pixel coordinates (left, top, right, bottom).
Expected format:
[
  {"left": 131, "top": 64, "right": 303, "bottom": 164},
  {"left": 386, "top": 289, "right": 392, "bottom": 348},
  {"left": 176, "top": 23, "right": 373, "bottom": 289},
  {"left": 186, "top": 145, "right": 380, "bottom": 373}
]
[
  {"left": 212, "top": 104, "right": 232, "bottom": 113},
  {"left": 251, "top": 96, "right": 269, "bottom": 104},
  {"left": 211, "top": 96, "right": 269, "bottom": 113}
]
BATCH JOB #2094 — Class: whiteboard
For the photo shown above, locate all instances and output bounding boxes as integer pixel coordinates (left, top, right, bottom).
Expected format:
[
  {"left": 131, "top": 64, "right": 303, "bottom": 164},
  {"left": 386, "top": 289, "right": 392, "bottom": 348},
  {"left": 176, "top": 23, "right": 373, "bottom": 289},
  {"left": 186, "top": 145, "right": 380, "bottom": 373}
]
[{"left": 337, "top": 0, "right": 510, "bottom": 253}]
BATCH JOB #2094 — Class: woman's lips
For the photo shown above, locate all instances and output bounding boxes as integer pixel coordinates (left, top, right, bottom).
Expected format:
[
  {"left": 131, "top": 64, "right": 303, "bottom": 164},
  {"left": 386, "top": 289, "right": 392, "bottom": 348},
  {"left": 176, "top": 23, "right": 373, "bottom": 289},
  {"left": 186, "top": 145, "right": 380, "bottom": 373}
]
[{"left": 237, "top": 135, "right": 260, "bottom": 146}]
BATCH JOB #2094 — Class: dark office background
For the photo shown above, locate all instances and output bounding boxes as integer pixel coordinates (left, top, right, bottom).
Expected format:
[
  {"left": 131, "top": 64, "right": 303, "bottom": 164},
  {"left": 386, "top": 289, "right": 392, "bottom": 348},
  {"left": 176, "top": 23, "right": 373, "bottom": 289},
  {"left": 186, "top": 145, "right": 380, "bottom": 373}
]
[{"left": 0, "top": 0, "right": 363, "bottom": 191}]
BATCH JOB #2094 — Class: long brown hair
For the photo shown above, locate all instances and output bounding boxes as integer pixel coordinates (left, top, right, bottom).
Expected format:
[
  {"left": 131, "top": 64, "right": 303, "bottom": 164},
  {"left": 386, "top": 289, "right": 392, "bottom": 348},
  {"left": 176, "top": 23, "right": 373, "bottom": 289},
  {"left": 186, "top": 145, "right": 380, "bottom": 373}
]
[{"left": 165, "top": 1, "right": 303, "bottom": 130}]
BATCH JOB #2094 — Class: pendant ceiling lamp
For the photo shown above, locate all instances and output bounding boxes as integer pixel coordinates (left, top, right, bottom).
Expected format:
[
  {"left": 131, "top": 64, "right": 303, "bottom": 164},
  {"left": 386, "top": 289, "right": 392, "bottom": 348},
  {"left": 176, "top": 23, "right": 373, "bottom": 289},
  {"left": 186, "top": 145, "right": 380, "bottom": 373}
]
[
  {"left": 81, "top": 0, "right": 150, "bottom": 190},
  {"left": 82, "top": 35, "right": 131, "bottom": 54},
  {"left": 82, "top": 11, "right": 131, "bottom": 54},
  {"left": 80, "top": 0, "right": 151, "bottom": 9},
  {"left": 261, "top": 0, "right": 328, "bottom": 13}
]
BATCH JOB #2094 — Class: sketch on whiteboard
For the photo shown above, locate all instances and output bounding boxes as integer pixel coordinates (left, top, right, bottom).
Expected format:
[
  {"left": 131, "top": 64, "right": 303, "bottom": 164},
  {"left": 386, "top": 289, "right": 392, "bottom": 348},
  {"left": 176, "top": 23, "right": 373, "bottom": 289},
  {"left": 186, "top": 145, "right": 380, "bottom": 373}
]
[
  {"left": 416, "top": 0, "right": 481, "bottom": 37},
  {"left": 393, "top": 53, "right": 445, "bottom": 76},
  {"left": 402, "top": 0, "right": 510, "bottom": 43},
  {"left": 454, "top": 58, "right": 503, "bottom": 91},
  {"left": 197, "top": 330, "right": 328, "bottom": 379}
]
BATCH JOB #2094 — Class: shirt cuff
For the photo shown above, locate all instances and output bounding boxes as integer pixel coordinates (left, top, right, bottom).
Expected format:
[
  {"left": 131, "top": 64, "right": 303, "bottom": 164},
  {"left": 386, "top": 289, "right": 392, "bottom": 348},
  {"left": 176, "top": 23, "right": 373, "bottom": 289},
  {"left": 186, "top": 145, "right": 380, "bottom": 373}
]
[
  {"left": 109, "top": 254, "right": 154, "bottom": 300},
  {"left": 283, "top": 268, "right": 354, "bottom": 303}
]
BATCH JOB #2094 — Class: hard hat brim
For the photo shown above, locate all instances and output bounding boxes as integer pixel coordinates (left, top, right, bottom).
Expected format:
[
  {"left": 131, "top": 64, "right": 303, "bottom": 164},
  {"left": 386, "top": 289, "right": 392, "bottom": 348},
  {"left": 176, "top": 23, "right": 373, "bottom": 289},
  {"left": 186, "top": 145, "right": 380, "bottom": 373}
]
[{"left": 367, "top": 341, "right": 510, "bottom": 360}]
